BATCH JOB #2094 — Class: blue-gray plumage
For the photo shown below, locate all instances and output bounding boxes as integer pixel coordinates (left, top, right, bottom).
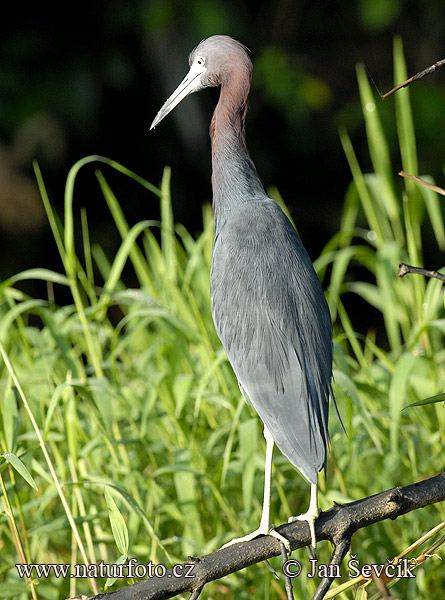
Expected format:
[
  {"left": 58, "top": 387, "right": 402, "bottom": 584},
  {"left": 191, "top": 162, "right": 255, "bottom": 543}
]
[
  {"left": 151, "top": 35, "right": 338, "bottom": 552},
  {"left": 211, "top": 199, "right": 332, "bottom": 484}
]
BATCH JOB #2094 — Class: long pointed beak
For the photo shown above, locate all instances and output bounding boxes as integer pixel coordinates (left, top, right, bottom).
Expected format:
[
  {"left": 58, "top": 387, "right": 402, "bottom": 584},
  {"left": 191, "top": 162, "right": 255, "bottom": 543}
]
[{"left": 150, "top": 62, "right": 206, "bottom": 130}]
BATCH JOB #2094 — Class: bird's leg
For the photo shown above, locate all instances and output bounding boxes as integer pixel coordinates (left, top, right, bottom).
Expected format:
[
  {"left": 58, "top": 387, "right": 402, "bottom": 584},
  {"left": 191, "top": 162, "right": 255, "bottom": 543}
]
[
  {"left": 288, "top": 482, "right": 320, "bottom": 554},
  {"left": 257, "top": 427, "right": 281, "bottom": 536},
  {"left": 221, "top": 427, "right": 291, "bottom": 552}
]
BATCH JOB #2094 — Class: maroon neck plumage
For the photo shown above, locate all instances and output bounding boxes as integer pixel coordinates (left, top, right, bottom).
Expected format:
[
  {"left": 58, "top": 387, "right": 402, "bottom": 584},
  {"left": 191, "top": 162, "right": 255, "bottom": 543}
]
[{"left": 210, "top": 68, "right": 266, "bottom": 232}]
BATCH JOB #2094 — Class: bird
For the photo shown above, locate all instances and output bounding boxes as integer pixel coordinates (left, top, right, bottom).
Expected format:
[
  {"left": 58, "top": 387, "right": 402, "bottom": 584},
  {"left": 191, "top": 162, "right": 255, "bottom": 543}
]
[{"left": 151, "top": 35, "right": 340, "bottom": 554}]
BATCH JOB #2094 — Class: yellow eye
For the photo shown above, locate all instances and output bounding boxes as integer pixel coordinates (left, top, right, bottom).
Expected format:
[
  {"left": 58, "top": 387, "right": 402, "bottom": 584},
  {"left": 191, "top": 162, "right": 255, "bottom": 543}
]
[{"left": 196, "top": 56, "right": 205, "bottom": 66}]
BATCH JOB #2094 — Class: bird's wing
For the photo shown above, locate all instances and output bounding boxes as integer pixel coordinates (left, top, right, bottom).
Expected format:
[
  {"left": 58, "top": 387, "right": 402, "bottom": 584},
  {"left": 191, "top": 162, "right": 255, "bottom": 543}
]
[{"left": 211, "top": 199, "right": 333, "bottom": 483}]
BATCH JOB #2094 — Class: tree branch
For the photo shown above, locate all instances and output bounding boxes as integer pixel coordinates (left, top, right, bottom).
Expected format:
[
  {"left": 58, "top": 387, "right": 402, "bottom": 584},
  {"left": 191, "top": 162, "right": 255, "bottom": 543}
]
[
  {"left": 81, "top": 471, "right": 445, "bottom": 600},
  {"left": 398, "top": 170, "right": 445, "bottom": 197},
  {"left": 397, "top": 263, "right": 445, "bottom": 282},
  {"left": 382, "top": 59, "right": 445, "bottom": 98}
]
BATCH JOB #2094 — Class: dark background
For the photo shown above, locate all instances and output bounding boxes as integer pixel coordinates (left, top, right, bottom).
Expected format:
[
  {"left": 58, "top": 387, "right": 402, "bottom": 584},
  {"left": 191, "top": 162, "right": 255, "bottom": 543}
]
[{"left": 1, "top": 0, "right": 444, "bottom": 323}]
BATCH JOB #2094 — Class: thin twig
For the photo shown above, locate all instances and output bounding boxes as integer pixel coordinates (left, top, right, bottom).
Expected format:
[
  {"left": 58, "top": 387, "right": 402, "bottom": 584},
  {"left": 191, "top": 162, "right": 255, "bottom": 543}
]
[
  {"left": 312, "top": 537, "right": 351, "bottom": 600},
  {"left": 280, "top": 541, "right": 294, "bottom": 600},
  {"left": 188, "top": 585, "right": 204, "bottom": 600},
  {"left": 397, "top": 263, "right": 445, "bottom": 282},
  {"left": 263, "top": 558, "right": 280, "bottom": 579},
  {"left": 399, "top": 170, "right": 445, "bottom": 197},
  {"left": 383, "top": 59, "right": 445, "bottom": 98}
]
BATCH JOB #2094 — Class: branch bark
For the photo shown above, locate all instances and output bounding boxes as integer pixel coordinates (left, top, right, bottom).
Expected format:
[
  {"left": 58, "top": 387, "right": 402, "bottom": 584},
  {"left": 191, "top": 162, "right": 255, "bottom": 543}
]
[
  {"left": 398, "top": 170, "right": 445, "bottom": 197},
  {"left": 81, "top": 470, "right": 445, "bottom": 600},
  {"left": 382, "top": 59, "right": 445, "bottom": 98},
  {"left": 397, "top": 263, "right": 445, "bottom": 282}
]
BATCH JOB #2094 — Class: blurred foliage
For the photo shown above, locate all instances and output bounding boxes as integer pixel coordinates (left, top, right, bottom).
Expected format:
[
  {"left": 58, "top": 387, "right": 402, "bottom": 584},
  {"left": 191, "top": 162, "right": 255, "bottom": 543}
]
[
  {"left": 0, "top": 37, "right": 444, "bottom": 599},
  {"left": 1, "top": 2, "right": 444, "bottom": 334},
  {"left": 254, "top": 47, "right": 332, "bottom": 120},
  {"left": 358, "top": 0, "right": 402, "bottom": 32}
]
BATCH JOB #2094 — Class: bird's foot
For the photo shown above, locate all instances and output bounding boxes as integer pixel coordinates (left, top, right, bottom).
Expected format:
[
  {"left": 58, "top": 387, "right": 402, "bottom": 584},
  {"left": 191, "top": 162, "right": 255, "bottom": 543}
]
[
  {"left": 288, "top": 507, "right": 320, "bottom": 555},
  {"left": 221, "top": 525, "right": 291, "bottom": 553}
]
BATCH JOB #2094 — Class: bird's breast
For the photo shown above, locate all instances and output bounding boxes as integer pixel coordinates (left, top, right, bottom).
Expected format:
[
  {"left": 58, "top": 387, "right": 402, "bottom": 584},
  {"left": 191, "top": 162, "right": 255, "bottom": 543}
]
[
  {"left": 209, "top": 199, "right": 334, "bottom": 480},
  {"left": 210, "top": 199, "right": 330, "bottom": 361}
]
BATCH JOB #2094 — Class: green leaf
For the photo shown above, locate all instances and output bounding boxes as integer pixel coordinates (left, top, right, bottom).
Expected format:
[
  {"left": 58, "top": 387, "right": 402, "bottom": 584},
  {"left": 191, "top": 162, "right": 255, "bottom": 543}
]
[
  {"left": 402, "top": 392, "right": 445, "bottom": 410},
  {"left": 394, "top": 36, "right": 418, "bottom": 178},
  {"left": 0, "top": 299, "right": 47, "bottom": 343},
  {"left": 2, "top": 453, "right": 38, "bottom": 491},
  {"left": 173, "top": 450, "right": 204, "bottom": 555},
  {"left": 173, "top": 373, "right": 194, "bottom": 418},
  {"left": 328, "top": 246, "right": 358, "bottom": 320},
  {"left": 356, "top": 64, "right": 398, "bottom": 224},
  {"left": 160, "top": 166, "right": 177, "bottom": 283},
  {"left": 419, "top": 178, "right": 445, "bottom": 251},
  {"left": 389, "top": 352, "right": 417, "bottom": 452},
  {"left": 0, "top": 582, "right": 28, "bottom": 597},
  {"left": 7, "top": 268, "right": 70, "bottom": 287},
  {"left": 1, "top": 377, "right": 18, "bottom": 452},
  {"left": 104, "top": 554, "right": 128, "bottom": 590},
  {"left": 104, "top": 487, "right": 129, "bottom": 556}
]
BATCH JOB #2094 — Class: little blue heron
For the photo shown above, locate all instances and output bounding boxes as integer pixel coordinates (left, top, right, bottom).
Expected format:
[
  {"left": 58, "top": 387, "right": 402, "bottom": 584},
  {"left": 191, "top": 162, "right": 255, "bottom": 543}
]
[{"left": 151, "top": 35, "right": 340, "bottom": 553}]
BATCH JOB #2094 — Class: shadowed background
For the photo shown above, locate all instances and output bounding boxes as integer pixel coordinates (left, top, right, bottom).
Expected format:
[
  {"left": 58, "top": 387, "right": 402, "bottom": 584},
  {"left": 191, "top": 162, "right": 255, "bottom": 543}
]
[
  {"left": 1, "top": 0, "right": 444, "bottom": 338},
  {"left": 0, "top": 4, "right": 444, "bottom": 598}
]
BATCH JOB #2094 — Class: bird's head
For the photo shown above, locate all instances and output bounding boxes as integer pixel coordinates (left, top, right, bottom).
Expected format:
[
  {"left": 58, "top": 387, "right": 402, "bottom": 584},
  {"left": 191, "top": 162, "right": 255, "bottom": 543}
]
[{"left": 150, "top": 35, "right": 252, "bottom": 130}]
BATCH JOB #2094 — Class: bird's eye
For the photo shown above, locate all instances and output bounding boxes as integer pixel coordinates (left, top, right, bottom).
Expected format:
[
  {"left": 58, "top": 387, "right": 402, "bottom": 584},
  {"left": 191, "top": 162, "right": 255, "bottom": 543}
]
[{"left": 196, "top": 56, "right": 205, "bottom": 66}]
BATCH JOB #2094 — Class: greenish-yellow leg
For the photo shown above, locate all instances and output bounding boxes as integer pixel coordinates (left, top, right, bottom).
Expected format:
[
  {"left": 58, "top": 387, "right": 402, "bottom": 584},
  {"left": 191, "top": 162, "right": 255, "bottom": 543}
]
[
  {"left": 288, "top": 482, "right": 320, "bottom": 552},
  {"left": 221, "top": 427, "right": 291, "bottom": 552}
]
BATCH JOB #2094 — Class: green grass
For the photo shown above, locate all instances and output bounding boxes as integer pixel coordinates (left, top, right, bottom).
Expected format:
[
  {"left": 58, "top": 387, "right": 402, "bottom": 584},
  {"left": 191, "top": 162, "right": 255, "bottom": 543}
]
[{"left": 0, "top": 38, "right": 444, "bottom": 599}]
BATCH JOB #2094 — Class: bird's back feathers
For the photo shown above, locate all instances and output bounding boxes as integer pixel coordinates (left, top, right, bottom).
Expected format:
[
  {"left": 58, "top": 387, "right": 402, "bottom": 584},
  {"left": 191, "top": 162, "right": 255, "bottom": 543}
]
[{"left": 210, "top": 198, "right": 333, "bottom": 483}]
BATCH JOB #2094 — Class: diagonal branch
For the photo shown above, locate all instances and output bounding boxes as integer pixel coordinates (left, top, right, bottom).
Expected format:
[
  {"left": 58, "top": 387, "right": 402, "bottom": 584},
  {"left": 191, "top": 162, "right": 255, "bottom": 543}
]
[
  {"left": 312, "top": 536, "right": 351, "bottom": 600},
  {"left": 382, "top": 59, "right": 445, "bottom": 98},
  {"left": 398, "top": 170, "right": 445, "bottom": 197},
  {"left": 397, "top": 263, "right": 445, "bottom": 282},
  {"left": 83, "top": 471, "right": 445, "bottom": 600}
]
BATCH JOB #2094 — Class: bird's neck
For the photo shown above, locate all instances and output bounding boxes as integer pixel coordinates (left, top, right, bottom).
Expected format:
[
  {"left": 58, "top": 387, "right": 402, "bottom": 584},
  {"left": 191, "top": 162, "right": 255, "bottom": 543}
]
[{"left": 210, "top": 78, "right": 265, "bottom": 232}]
